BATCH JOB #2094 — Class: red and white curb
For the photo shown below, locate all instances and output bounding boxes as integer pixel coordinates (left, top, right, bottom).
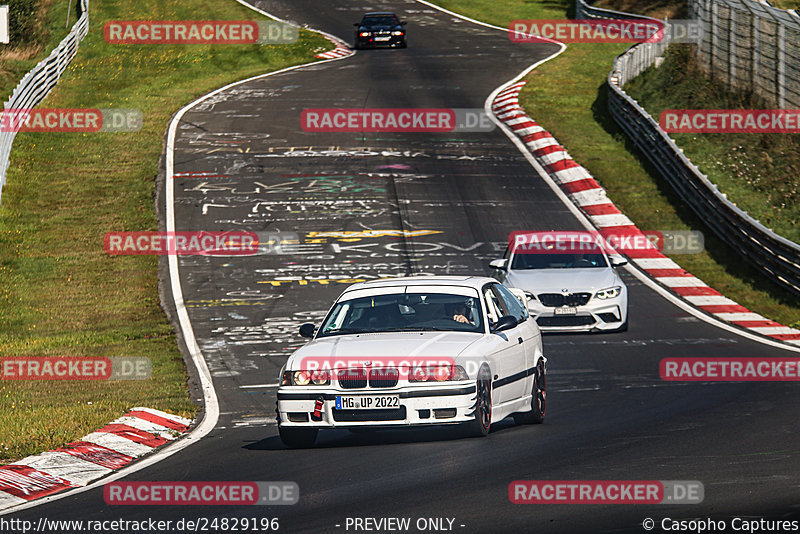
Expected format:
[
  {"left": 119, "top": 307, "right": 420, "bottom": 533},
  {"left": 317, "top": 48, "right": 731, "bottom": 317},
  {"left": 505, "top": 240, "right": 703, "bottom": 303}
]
[
  {"left": 315, "top": 34, "right": 354, "bottom": 59},
  {"left": 0, "top": 408, "right": 191, "bottom": 510},
  {"left": 492, "top": 81, "right": 800, "bottom": 347}
]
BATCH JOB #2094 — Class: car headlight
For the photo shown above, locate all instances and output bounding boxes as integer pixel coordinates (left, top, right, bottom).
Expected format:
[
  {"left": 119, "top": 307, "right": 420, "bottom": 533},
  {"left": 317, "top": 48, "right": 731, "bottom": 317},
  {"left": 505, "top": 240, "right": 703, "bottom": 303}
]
[
  {"left": 595, "top": 286, "right": 622, "bottom": 300},
  {"left": 409, "top": 365, "right": 469, "bottom": 382},
  {"left": 359, "top": 31, "right": 371, "bottom": 37},
  {"left": 523, "top": 291, "right": 536, "bottom": 302},
  {"left": 282, "top": 370, "right": 330, "bottom": 386},
  {"left": 392, "top": 30, "right": 404, "bottom": 35}
]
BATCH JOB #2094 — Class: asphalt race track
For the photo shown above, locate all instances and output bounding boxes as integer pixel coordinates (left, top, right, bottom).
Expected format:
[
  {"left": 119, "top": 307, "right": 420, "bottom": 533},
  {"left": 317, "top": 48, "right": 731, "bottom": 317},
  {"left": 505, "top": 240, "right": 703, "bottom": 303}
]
[{"left": 9, "top": 1, "right": 800, "bottom": 532}]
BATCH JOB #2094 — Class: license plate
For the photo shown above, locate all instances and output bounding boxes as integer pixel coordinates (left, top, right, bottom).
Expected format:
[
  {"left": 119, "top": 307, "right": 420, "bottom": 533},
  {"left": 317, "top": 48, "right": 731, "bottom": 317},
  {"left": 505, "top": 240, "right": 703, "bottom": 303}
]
[
  {"left": 554, "top": 307, "right": 577, "bottom": 315},
  {"left": 335, "top": 395, "right": 399, "bottom": 410},
  {"left": 374, "top": 36, "right": 391, "bottom": 41}
]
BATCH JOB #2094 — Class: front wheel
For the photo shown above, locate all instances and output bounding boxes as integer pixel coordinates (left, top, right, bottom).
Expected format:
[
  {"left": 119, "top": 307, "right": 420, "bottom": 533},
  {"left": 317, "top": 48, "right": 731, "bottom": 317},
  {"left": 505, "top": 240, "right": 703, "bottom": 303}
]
[
  {"left": 465, "top": 370, "right": 492, "bottom": 437},
  {"left": 514, "top": 362, "right": 546, "bottom": 425},
  {"left": 279, "top": 426, "right": 318, "bottom": 448}
]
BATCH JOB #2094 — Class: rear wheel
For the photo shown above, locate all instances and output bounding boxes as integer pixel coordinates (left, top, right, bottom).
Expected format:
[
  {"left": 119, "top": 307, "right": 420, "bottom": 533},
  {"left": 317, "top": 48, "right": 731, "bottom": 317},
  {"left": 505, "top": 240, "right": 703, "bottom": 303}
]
[
  {"left": 466, "top": 369, "right": 492, "bottom": 437},
  {"left": 279, "top": 426, "right": 318, "bottom": 448},
  {"left": 514, "top": 362, "right": 546, "bottom": 425}
]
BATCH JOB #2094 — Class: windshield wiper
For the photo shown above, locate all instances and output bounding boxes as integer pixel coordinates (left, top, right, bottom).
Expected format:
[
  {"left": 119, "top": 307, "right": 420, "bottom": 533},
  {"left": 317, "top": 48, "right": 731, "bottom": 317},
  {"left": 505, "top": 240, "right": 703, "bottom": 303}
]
[
  {"left": 321, "top": 327, "right": 372, "bottom": 335},
  {"left": 379, "top": 326, "right": 451, "bottom": 332}
]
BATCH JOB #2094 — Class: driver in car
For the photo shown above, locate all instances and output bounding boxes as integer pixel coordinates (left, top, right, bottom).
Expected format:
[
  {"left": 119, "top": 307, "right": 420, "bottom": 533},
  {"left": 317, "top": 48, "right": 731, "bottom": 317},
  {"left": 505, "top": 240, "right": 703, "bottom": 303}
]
[{"left": 448, "top": 302, "right": 472, "bottom": 324}]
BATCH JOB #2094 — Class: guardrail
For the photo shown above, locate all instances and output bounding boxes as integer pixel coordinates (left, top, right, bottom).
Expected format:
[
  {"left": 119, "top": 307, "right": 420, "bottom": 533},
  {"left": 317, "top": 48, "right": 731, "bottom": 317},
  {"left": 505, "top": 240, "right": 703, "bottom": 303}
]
[
  {"left": 576, "top": 0, "right": 800, "bottom": 298},
  {"left": 0, "top": 0, "right": 89, "bottom": 205}
]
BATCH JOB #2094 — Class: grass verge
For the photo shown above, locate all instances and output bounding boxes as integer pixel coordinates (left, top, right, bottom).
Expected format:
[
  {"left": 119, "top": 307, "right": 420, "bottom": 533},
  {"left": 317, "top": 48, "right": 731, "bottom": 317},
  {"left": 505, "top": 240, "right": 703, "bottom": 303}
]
[
  {"left": 0, "top": 0, "right": 78, "bottom": 101},
  {"left": 0, "top": 0, "right": 331, "bottom": 463},
  {"left": 625, "top": 45, "right": 799, "bottom": 244},
  {"left": 427, "top": 0, "right": 800, "bottom": 328}
]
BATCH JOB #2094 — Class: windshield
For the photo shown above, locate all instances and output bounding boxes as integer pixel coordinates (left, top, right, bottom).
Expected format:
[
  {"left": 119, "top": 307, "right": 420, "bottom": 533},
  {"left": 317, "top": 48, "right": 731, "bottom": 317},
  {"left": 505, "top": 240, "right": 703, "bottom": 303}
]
[
  {"left": 510, "top": 252, "right": 608, "bottom": 270},
  {"left": 362, "top": 16, "right": 399, "bottom": 27},
  {"left": 318, "top": 292, "right": 483, "bottom": 337}
]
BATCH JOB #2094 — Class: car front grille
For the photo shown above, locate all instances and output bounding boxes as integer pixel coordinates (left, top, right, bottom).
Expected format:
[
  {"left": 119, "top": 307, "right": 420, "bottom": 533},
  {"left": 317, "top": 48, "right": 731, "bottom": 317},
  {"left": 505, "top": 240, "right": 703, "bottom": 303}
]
[
  {"left": 369, "top": 368, "right": 399, "bottom": 388},
  {"left": 336, "top": 368, "right": 399, "bottom": 389},
  {"left": 332, "top": 407, "right": 407, "bottom": 422},
  {"left": 537, "top": 292, "right": 592, "bottom": 307},
  {"left": 537, "top": 315, "right": 596, "bottom": 327}
]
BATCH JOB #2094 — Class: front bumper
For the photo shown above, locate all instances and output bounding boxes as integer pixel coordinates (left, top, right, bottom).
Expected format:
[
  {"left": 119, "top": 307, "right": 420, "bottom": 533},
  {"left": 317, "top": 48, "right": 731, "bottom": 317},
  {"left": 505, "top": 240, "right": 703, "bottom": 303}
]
[
  {"left": 277, "top": 382, "right": 475, "bottom": 428},
  {"left": 529, "top": 301, "right": 626, "bottom": 332}
]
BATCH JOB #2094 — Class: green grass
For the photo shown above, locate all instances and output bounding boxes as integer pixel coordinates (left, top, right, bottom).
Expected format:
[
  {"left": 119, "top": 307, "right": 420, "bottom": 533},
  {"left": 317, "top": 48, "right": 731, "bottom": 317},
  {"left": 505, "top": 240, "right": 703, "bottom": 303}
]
[
  {"left": 0, "top": 0, "right": 79, "bottom": 102},
  {"left": 425, "top": 0, "right": 800, "bottom": 328},
  {"left": 625, "top": 45, "right": 800, "bottom": 244},
  {"left": 0, "top": 0, "right": 331, "bottom": 463},
  {"left": 770, "top": 0, "right": 800, "bottom": 9}
]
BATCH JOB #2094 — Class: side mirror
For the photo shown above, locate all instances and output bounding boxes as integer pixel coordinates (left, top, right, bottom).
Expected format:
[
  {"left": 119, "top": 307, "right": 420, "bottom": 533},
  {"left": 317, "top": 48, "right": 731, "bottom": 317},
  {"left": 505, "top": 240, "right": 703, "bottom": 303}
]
[
  {"left": 401, "top": 21, "right": 407, "bottom": 25},
  {"left": 353, "top": 22, "right": 361, "bottom": 27},
  {"left": 492, "top": 315, "right": 518, "bottom": 333},
  {"left": 610, "top": 256, "right": 628, "bottom": 267},
  {"left": 299, "top": 323, "right": 316, "bottom": 338},
  {"left": 489, "top": 259, "right": 507, "bottom": 270}
]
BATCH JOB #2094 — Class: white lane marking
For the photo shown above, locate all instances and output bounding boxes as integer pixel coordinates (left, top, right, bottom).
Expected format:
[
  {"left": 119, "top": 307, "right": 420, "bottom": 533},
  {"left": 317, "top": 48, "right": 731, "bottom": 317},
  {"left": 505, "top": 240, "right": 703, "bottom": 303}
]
[
  {"left": 80, "top": 433, "right": 153, "bottom": 458},
  {"left": 714, "top": 312, "right": 769, "bottom": 322},
  {"left": 655, "top": 276, "right": 707, "bottom": 287},
  {"left": 568, "top": 188, "right": 610, "bottom": 205},
  {"left": 683, "top": 295, "right": 738, "bottom": 306},
  {"left": 590, "top": 213, "right": 635, "bottom": 227},
  {"left": 525, "top": 137, "right": 560, "bottom": 151},
  {"left": 513, "top": 125, "right": 544, "bottom": 136},
  {"left": 130, "top": 406, "right": 192, "bottom": 426},
  {"left": 536, "top": 150, "right": 571, "bottom": 166},
  {"left": 240, "top": 383, "right": 280, "bottom": 389},
  {"left": 633, "top": 258, "right": 683, "bottom": 270},
  {"left": 749, "top": 326, "right": 800, "bottom": 335},
  {"left": 12, "top": 453, "right": 110, "bottom": 486},
  {"left": 549, "top": 166, "right": 592, "bottom": 183},
  {"left": 0, "top": 493, "right": 26, "bottom": 508},
  {"left": 111, "top": 417, "right": 178, "bottom": 440}
]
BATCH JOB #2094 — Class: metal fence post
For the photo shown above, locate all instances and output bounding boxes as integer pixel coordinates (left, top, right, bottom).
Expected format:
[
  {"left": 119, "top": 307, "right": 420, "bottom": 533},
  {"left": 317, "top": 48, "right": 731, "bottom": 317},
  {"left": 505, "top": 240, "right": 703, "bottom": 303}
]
[{"left": 778, "top": 23, "right": 786, "bottom": 108}]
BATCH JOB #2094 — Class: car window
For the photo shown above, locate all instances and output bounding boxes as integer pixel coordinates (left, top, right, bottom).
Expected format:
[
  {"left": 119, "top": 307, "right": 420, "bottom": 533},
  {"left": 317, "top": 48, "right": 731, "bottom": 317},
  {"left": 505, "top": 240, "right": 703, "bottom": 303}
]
[
  {"left": 493, "top": 284, "right": 526, "bottom": 323},
  {"left": 318, "top": 292, "right": 483, "bottom": 336},
  {"left": 363, "top": 15, "right": 399, "bottom": 26},
  {"left": 510, "top": 252, "right": 608, "bottom": 270}
]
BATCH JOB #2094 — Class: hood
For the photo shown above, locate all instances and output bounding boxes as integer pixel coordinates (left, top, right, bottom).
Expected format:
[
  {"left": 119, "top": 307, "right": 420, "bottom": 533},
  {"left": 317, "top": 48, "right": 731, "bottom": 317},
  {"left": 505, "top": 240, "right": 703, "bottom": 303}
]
[
  {"left": 506, "top": 268, "right": 620, "bottom": 294},
  {"left": 287, "top": 332, "right": 481, "bottom": 370}
]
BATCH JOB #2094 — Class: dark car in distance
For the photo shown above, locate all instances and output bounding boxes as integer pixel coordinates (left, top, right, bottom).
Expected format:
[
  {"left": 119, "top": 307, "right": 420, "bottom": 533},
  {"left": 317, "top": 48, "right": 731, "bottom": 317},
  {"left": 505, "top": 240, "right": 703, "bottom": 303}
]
[{"left": 354, "top": 12, "right": 407, "bottom": 49}]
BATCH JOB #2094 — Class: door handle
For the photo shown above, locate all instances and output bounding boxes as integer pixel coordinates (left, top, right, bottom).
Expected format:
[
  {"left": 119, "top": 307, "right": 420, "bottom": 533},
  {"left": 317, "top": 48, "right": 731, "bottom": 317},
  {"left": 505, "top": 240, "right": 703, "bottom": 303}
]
[{"left": 518, "top": 337, "right": 523, "bottom": 344}]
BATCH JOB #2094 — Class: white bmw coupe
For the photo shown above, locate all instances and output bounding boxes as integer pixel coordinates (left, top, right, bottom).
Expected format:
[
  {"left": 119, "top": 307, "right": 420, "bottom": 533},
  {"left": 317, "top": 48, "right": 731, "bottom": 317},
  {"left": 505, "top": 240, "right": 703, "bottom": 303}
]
[
  {"left": 490, "top": 231, "right": 629, "bottom": 333},
  {"left": 276, "top": 276, "right": 547, "bottom": 448}
]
